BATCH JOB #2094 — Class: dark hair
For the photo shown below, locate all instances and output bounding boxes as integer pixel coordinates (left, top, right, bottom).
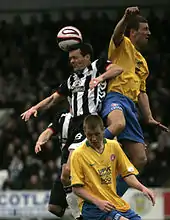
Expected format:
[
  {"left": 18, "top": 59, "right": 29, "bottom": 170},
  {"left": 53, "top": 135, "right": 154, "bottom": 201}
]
[
  {"left": 83, "top": 114, "right": 104, "bottom": 131},
  {"left": 125, "top": 15, "right": 148, "bottom": 37},
  {"left": 68, "top": 43, "right": 93, "bottom": 61}
]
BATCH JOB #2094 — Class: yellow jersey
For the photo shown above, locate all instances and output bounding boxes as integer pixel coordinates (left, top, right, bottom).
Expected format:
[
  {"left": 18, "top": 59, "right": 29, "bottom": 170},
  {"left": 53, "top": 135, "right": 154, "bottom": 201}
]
[
  {"left": 71, "top": 139, "right": 138, "bottom": 212},
  {"left": 108, "top": 36, "right": 149, "bottom": 102}
]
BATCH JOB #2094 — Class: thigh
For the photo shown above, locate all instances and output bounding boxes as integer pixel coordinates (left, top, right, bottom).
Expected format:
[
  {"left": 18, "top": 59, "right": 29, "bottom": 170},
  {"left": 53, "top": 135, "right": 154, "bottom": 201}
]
[
  {"left": 107, "top": 109, "right": 126, "bottom": 127},
  {"left": 101, "top": 92, "right": 124, "bottom": 120},
  {"left": 117, "top": 101, "right": 144, "bottom": 145},
  {"left": 49, "top": 180, "right": 67, "bottom": 208}
]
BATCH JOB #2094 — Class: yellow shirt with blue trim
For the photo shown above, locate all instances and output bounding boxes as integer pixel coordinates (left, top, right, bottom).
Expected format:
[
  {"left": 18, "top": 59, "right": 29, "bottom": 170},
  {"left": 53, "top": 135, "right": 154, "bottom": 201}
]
[
  {"left": 107, "top": 36, "right": 149, "bottom": 102},
  {"left": 71, "top": 139, "right": 139, "bottom": 212}
]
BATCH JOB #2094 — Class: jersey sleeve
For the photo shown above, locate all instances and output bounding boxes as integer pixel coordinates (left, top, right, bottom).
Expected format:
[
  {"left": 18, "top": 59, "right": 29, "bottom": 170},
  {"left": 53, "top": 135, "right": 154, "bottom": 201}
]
[
  {"left": 47, "top": 114, "right": 62, "bottom": 134},
  {"left": 96, "top": 58, "right": 112, "bottom": 74},
  {"left": 114, "top": 141, "right": 139, "bottom": 177},
  {"left": 140, "top": 80, "right": 147, "bottom": 92},
  {"left": 56, "top": 80, "right": 70, "bottom": 96},
  {"left": 71, "top": 150, "right": 84, "bottom": 186},
  {"left": 108, "top": 36, "right": 131, "bottom": 61}
]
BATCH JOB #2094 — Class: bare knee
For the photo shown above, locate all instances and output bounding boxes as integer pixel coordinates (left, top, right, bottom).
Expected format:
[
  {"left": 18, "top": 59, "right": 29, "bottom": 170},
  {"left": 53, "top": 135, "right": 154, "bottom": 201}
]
[
  {"left": 107, "top": 110, "right": 126, "bottom": 136},
  {"left": 121, "top": 141, "right": 147, "bottom": 171},
  {"left": 109, "top": 121, "right": 125, "bottom": 134},
  {"left": 48, "top": 204, "right": 65, "bottom": 217},
  {"left": 132, "top": 155, "right": 147, "bottom": 170}
]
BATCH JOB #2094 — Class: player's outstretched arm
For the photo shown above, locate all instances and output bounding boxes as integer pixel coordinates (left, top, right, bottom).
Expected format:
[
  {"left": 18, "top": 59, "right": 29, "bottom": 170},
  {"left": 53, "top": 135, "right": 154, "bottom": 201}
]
[
  {"left": 124, "top": 175, "right": 155, "bottom": 206},
  {"left": 89, "top": 64, "right": 123, "bottom": 89},
  {"left": 35, "top": 129, "right": 54, "bottom": 154},
  {"left": 112, "top": 6, "right": 139, "bottom": 47},
  {"left": 138, "top": 92, "right": 169, "bottom": 132},
  {"left": 21, "top": 92, "right": 61, "bottom": 121}
]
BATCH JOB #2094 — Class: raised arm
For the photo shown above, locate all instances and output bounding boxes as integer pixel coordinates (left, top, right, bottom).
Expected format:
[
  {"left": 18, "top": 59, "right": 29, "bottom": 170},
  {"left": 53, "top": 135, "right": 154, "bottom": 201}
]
[
  {"left": 112, "top": 7, "right": 139, "bottom": 47},
  {"left": 138, "top": 92, "right": 169, "bottom": 132},
  {"left": 21, "top": 92, "right": 61, "bottom": 121}
]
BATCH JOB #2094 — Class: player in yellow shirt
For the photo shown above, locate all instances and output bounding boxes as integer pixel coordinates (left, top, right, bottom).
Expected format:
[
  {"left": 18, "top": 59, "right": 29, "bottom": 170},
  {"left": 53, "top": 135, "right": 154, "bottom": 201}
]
[
  {"left": 91, "top": 7, "right": 169, "bottom": 197},
  {"left": 71, "top": 115, "right": 155, "bottom": 220}
]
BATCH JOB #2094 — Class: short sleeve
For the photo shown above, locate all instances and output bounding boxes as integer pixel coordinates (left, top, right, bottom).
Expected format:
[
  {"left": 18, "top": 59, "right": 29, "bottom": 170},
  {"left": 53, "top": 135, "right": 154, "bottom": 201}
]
[
  {"left": 56, "top": 81, "right": 69, "bottom": 96},
  {"left": 71, "top": 150, "right": 84, "bottom": 186},
  {"left": 108, "top": 36, "right": 131, "bottom": 61},
  {"left": 114, "top": 142, "right": 139, "bottom": 177},
  {"left": 47, "top": 114, "right": 61, "bottom": 135}
]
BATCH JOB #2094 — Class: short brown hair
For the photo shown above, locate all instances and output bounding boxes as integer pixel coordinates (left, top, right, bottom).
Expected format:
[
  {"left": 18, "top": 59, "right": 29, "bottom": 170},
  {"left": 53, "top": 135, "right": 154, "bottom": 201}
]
[
  {"left": 125, "top": 15, "right": 148, "bottom": 37},
  {"left": 83, "top": 114, "right": 104, "bottom": 131}
]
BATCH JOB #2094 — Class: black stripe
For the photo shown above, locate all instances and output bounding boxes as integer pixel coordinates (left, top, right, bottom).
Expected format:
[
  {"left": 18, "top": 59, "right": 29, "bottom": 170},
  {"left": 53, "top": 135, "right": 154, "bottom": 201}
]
[
  {"left": 73, "top": 92, "right": 78, "bottom": 117},
  {"left": 82, "top": 74, "right": 92, "bottom": 115}
]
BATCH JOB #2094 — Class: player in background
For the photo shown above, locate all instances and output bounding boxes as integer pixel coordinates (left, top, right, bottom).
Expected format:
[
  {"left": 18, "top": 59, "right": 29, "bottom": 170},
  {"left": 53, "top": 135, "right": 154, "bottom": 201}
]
[
  {"left": 34, "top": 112, "right": 82, "bottom": 220},
  {"left": 91, "top": 7, "right": 169, "bottom": 197},
  {"left": 71, "top": 115, "right": 155, "bottom": 220}
]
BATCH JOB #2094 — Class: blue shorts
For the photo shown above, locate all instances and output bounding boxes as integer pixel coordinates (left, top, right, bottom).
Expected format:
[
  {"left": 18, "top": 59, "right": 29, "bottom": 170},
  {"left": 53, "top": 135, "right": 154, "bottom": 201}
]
[
  {"left": 101, "top": 92, "right": 144, "bottom": 144},
  {"left": 82, "top": 202, "right": 141, "bottom": 220}
]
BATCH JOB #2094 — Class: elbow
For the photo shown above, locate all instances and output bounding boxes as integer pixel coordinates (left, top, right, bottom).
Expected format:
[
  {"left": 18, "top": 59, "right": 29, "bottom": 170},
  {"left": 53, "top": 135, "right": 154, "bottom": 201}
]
[
  {"left": 118, "top": 67, "right": 124, "bottom": 75},
  {"left": 112, "top": 65, "right": 124, "bottom": 77}
]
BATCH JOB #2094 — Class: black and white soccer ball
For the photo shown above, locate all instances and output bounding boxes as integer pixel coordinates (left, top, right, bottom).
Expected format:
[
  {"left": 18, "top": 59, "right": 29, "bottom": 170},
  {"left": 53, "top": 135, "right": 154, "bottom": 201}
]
[{"left": 57, "top": 26, "right": 83, "bottom": 51}]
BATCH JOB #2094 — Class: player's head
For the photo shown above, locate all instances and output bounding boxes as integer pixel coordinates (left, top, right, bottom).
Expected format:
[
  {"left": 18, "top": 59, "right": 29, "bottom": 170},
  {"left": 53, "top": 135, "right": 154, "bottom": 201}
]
[
  {"left": 83, "top": 115, "right": 104, "bottom": 148},
  {"left": 125, "top": 15, "right": 151, "bottom": 49},
  {"left": 68, "top": 43, "right": 93, "bottom": 71}
]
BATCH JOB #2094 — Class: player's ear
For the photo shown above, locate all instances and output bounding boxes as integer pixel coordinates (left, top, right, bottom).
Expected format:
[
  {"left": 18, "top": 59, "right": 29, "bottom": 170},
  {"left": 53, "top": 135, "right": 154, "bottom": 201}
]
[
  {"left": 85, "top": 54, "right": 90, "bottom": 61},
  {"left": 130, "top": 28, "right": 137, "bottom": 37}
]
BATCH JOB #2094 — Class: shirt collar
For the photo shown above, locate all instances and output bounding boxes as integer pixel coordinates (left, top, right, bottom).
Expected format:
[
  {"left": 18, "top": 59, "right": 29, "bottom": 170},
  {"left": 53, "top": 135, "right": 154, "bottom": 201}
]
[
  {"left": 74, "top": 64, "right": 93, "bottom": 78},
  {"left": 86, "top": 138, "right": 107, "bottom": 147}
]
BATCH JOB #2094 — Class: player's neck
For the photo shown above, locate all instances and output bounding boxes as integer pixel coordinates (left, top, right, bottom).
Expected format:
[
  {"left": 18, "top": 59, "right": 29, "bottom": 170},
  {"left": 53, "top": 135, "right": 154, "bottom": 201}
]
[
  {"left": 93, "top": 142, "right": 104, "bottom": 154},
  {"left": 130, "top": 38, "right": 141, "bottom": 52}
]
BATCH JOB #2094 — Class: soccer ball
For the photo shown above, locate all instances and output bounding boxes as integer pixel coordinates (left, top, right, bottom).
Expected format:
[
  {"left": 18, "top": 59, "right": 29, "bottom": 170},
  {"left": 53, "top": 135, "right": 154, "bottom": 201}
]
[{"left": 57, "top": 26, "right": 83, "bottom": 51}]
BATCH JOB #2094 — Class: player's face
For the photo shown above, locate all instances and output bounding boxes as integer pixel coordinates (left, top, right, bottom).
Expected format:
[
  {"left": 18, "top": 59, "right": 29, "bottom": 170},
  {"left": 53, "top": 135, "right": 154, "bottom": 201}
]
[
  {"left": 85, "top": 125, "right": 104, "bottom": 148},
  {"left": 69, "top": 49, "right": 90, "bottom": 71},
  {"left": 135, "top": 22, "right": 151, "bottom": 47}
]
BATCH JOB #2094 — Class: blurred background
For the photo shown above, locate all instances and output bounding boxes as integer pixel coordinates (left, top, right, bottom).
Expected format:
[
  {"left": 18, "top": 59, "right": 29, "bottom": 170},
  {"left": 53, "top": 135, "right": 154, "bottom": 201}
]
[{"left": 0, "top": 0, "right": 170, "bottom": 219}]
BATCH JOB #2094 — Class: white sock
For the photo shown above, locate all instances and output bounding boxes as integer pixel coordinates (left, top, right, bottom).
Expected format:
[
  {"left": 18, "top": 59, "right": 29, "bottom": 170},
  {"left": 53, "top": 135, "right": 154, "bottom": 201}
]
[{"left": 66, "top": 192, "right": 81, "bottom": 219}]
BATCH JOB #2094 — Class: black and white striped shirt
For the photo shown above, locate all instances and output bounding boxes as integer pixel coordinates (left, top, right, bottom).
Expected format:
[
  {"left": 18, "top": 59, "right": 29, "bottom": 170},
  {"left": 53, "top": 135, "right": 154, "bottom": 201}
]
[
  {"left": 57, "top": 58, "right": 112, "bottom": 117},
  {"left": 47, "top": 112, "right": 72, "bottom": 149}
]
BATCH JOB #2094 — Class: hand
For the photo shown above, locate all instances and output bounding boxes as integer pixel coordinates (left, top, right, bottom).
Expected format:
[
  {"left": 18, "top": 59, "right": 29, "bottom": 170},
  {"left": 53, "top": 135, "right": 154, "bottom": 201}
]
[
  {"left": 147, "top": 118, "right": 169, "bottom": 132},
  {"left": 95, "top": 199, "right": 115, "bottom": 212},
  {"left": 35, "top": 142, "right": 42, "bottom": 154},
  {"left": 142, "top": 187, "right": 156, "bottom": 206},
  {"left": 89, "top": 76, "right": 103, "bottom": 90},
  {"left": 124, "top": 7, "right": 139, "bottom": 19},
  {"left": 21, "top": 107, "right": 37, "bottom": 121}
]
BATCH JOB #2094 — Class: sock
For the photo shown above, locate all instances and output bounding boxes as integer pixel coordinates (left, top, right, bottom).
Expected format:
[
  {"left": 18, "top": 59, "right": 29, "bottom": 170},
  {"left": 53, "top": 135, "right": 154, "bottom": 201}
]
[
  {"left": 104, "top": 128, "right": 114, "bottom": 139},
  {"left": 66, "top": 191, "right": 81, "bottom": 219},
  {"left": 116, "top": 175, "right": 129, "bottom": 197}
]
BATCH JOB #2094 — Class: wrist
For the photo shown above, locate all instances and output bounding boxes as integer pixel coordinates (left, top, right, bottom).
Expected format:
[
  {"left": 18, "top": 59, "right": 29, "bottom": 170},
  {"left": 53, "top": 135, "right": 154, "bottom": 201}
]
[
  {"left": 145, "top": 115, "right": 153, "bottom": 123},
  {"left": 98, "top": 75, "right": 104, "bottom": 82},
  {"left": 93, "top": 198, "right": 101, "bottom": 207},
  {"left": 138, "top": 183, "right": 146, "bottom": 192},
  {"left": 31, "top": 106, "right": 37, "bottom": 111}
]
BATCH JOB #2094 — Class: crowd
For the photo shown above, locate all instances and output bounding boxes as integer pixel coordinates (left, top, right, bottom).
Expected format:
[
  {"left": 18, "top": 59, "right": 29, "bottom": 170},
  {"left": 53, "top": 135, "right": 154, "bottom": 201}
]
[{"left": 0, "top": 8, "right": 170, "bottom": 190}]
